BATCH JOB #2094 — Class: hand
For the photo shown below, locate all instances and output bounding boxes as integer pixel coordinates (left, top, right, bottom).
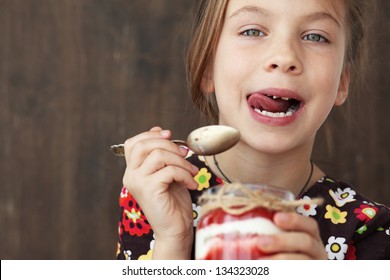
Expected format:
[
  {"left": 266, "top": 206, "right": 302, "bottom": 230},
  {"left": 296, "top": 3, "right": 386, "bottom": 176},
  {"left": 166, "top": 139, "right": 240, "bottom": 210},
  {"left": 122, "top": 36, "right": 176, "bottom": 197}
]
[
  {"left": 256, "top": 212, "right": 327, "bottom": 259},
  {"left": 122, "top": 127, "right": 199, "bottom": 259}
]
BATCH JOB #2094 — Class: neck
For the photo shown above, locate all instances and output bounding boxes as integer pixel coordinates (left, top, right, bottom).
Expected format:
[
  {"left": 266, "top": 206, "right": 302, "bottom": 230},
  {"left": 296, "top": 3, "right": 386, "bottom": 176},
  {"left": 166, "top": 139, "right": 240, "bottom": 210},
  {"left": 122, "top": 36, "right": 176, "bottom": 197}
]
[{"left": 207, "top": 140, "right": 324, "bottom": 197}]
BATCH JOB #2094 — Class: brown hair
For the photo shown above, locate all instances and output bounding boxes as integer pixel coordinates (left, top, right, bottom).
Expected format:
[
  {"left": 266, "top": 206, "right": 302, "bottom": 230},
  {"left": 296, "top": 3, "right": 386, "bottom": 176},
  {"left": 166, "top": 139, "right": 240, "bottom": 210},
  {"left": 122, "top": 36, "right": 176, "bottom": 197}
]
[
  {"left": 186, "top": 0, "right": 229, "bottom": 124},
  {"left": 343, "top": 0, "right": 373, "bottom": 96},
  {"left": 186, "top": 0, "right": 373, "bottom": 124}
]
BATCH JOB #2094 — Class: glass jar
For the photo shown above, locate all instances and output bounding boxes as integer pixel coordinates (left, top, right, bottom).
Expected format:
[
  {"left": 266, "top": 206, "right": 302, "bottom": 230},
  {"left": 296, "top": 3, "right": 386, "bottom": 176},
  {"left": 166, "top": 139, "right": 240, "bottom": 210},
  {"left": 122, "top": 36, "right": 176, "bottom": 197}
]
[{"left": 195, "top": 183, "right": 294, "bottom": 260}]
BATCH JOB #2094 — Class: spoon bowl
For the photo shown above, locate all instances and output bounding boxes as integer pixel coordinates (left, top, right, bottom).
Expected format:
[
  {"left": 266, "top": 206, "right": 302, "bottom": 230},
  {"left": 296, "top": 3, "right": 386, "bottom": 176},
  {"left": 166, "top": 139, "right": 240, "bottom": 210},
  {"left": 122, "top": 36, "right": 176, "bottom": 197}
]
[
  {"left": 186, "top": 125, "right": 240, "bottom": 155},
  {"left": 110, "top": 125, "right": 240, "bottom": 156}
]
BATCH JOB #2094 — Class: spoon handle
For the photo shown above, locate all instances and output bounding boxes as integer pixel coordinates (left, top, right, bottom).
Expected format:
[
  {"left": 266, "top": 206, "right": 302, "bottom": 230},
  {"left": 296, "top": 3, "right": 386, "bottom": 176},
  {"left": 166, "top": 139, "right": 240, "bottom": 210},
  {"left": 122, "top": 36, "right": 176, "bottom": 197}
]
[{"left": 110, "top": 140, "right": 188, "bottom": 157}]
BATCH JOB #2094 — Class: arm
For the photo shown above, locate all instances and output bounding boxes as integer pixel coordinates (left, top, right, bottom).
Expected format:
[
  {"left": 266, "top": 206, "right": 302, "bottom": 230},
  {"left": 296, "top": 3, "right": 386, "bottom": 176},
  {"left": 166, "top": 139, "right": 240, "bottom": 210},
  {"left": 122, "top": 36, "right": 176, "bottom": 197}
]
[{"left": 121, "top": 127, "right": 199, "bottom": 259}]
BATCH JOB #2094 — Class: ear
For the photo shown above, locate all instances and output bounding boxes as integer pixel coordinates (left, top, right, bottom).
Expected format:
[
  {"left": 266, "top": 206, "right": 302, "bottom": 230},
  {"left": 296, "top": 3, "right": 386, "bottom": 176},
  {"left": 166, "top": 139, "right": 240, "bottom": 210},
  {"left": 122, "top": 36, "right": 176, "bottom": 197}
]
[
  {"left": 200, "top": 66, "right": 215, "bottom": 94},
  {"left": 334, "top": 65, "right": 350, "bottom": 106}
]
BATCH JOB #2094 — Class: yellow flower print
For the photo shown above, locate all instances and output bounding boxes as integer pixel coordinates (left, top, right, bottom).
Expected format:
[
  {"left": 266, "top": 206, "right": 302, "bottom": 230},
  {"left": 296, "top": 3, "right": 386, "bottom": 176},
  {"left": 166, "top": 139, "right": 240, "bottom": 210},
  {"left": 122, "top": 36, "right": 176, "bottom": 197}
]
[
  {"left": 125, "top": 208, "right": 142, "bottom": 223},
  {"left": 138, "top": 236, "right": 155, "bottom": 260},
  {"left": 194, "top": 168, "right": 212, "bottom": 191},
  {"left": 324, "top": 205, "right": 347, "bottom": 224},
  {"left": 138, "top": 249, "right": 153, "bottom": 260}
]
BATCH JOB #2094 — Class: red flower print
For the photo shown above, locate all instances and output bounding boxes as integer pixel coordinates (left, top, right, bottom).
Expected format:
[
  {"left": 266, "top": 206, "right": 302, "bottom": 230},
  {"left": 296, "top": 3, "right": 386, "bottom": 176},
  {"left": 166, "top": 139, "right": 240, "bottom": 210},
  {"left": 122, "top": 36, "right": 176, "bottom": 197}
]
[
  {"left": 216, "top": 177, "right": 224, "bottom": 185},
  {"left": 121, "top": 194, "right": 151, "bottom": 236},
  {"left": 120, "top": 186, "right": 129, "bottom": 205},
  {"left": 354, "top": 204, "right": 378, "bottom": 223},
  {"left": 345, "top": 242, "right": 357, "bottom": 260}
]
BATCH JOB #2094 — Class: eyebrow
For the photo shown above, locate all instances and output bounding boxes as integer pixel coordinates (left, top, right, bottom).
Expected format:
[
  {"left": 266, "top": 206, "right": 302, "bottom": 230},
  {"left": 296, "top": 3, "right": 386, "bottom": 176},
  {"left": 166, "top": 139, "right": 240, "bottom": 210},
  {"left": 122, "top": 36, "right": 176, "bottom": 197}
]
[
  {"left": 303, "top": 12, "right": 341, "bottom": 28},
  {"left": 229, "top": 6, "right": 341, "bottom": 28},
  {"left": 229, "top": 5, "right": 269, "bottom": 19}
]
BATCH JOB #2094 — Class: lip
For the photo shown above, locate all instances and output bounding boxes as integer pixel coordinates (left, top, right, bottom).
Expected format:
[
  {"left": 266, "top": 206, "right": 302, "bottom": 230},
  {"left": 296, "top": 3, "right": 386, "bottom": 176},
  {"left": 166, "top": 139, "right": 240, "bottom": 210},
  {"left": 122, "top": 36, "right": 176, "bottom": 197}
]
[{"left": 246, "top": 88, "right": 305, "bottom": 126}]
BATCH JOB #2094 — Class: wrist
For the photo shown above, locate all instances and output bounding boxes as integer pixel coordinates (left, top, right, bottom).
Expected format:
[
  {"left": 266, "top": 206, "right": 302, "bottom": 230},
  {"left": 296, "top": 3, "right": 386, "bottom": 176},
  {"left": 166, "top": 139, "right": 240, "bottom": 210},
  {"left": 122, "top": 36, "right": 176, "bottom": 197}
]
[{"left": 152, "top": 233, "right": 194, "bottom": 260}]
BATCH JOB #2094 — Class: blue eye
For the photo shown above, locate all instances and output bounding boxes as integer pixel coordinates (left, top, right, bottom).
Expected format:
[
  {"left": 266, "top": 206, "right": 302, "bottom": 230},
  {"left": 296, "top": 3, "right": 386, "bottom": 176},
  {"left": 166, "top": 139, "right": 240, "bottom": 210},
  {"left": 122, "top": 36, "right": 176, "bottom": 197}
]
[
  {"left": 241, "top": 29, "right": 265, "bottom": 37},
  {"left": 303, "top": 33, "right": 328, "bottom": 42}
]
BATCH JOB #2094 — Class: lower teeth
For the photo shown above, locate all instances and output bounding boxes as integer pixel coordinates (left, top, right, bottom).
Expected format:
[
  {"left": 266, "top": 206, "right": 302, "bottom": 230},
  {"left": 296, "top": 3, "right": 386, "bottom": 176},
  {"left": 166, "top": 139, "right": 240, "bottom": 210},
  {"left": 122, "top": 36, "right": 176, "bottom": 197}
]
[{"left": 254, "top": 107, "right": 297, "bottom": 118}]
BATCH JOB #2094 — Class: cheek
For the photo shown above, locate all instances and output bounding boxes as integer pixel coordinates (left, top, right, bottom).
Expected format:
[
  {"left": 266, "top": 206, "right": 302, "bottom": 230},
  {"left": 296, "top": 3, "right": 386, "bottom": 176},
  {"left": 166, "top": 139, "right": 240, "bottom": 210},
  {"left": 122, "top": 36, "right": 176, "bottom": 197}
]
[
  {"left": 213, "top": 61, "right": 242, "bottom": 101},
  {"left": 308, "top": 60, "right": 343, "bottom": 101},
  {"left": 214, "top": 37, "right": 252, "bottom": 87},
  {"left": 213, "top": 50, "right": 255, "bottom": 99}
]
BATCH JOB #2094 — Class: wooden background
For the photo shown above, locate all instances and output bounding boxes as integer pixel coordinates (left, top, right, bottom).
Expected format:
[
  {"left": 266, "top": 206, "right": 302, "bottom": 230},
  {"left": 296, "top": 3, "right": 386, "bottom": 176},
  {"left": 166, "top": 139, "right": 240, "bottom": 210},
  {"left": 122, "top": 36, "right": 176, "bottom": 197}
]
[{"left": 0, "top": 0, "right": 388, "bottom": 259}]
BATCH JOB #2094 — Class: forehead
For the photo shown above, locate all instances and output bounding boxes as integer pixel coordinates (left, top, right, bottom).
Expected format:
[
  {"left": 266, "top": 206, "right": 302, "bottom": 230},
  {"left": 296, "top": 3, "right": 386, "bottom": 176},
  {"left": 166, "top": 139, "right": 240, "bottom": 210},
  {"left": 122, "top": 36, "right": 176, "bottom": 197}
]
[{"left": 224, "top": 0, "right": 346, "bottom": 25}]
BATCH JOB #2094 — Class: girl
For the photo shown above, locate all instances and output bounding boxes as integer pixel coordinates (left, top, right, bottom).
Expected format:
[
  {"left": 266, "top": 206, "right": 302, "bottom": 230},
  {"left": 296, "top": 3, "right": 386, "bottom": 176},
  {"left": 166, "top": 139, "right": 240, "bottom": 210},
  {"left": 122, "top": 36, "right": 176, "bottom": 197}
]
[{"left": 117, "top": 0, "right": 390, "bottom": 260}]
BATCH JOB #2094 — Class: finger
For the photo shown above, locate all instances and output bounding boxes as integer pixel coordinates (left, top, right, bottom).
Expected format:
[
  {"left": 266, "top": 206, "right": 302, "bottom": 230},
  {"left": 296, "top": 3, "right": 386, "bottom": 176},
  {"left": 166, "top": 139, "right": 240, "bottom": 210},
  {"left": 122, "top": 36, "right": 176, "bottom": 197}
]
[
  {"left": 129, "top": 138, "right": 188, "bottom": 169},
  {"left": 140, "top": 148, "right": 198, "bottom": 178},
  {"left": 273, "top": 212, "right": 321, "bottom": 241},
  {"left": 272, "top": 212, "right": 326, "bottom": 259},
  {"left": 123, "top": 160, "right": 198, "bottom": 200},
  {"left": 123, "top": 129, "right": 171, "bottom": 165},
  {"left": 256, "top": 232, "right": 327, "bottom": 259},
  {"left": 258, "top": 253, "right": 310, "bottom": 260},
  {"left": 150, "top": 126, "right": 162, "bottom": 132},
  {"left": 151, "top": 165, "right": 199, "bottom": 190}
]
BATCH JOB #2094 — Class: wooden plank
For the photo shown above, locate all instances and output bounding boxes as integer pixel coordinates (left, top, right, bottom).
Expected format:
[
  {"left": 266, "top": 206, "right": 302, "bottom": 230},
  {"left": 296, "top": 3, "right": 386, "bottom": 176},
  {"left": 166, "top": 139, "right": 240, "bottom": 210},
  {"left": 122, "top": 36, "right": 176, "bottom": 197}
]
[{"left": 0, "top": 0, "right": 388, "bottom": 259}]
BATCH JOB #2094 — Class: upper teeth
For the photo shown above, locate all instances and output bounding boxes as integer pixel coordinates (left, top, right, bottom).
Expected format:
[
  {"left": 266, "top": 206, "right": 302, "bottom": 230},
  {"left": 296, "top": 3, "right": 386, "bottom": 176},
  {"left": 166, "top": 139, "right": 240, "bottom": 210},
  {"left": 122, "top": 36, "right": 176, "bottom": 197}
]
[{"left": 270, "top": 95, "right": 290, "bottom": 101}]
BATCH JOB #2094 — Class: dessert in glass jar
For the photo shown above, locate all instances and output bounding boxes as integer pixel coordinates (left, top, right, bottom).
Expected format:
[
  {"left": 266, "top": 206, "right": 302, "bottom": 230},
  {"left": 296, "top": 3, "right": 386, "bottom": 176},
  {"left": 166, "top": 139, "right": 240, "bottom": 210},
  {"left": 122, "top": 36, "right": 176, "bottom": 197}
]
[{"left": 195, "top": 183, "right": 295, "bottom": 260}]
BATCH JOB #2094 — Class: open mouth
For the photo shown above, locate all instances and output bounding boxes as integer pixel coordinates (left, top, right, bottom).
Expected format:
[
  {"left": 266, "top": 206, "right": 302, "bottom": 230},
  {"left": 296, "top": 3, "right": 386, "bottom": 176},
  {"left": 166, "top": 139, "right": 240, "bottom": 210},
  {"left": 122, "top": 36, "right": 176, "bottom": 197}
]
[{"left": 247, "top": 93, "right": 302, "bottom": 118}]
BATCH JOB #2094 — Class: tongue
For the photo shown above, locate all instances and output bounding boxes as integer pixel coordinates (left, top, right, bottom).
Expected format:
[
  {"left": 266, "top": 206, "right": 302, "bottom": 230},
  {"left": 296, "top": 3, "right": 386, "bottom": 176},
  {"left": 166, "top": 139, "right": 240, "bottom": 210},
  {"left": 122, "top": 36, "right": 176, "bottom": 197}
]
[{"left": 248, "top": 94, "right": 291, "bottom": 113}]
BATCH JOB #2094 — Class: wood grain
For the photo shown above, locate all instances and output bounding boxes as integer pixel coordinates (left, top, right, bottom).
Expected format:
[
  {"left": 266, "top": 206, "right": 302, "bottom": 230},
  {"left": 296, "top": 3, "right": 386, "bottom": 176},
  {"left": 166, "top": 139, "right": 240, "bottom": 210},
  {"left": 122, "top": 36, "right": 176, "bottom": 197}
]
[{"left": 0, "top": 0, "right": 388, "bottom": 259}]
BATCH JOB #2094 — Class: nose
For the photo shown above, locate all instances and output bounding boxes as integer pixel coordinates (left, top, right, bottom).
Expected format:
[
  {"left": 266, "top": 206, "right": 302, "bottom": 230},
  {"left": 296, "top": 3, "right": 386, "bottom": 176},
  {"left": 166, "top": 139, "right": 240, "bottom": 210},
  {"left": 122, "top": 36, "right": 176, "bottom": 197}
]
[{"left": 264, "top": 39, "right": 302, "bottom": 74}]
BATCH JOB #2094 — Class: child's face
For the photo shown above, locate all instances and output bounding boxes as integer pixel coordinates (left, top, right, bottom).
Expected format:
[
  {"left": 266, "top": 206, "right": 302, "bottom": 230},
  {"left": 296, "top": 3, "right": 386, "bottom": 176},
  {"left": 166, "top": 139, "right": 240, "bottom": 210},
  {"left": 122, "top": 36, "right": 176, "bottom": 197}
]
[{"left": 205, "top": 0, "right": 350, "bottom": 153}]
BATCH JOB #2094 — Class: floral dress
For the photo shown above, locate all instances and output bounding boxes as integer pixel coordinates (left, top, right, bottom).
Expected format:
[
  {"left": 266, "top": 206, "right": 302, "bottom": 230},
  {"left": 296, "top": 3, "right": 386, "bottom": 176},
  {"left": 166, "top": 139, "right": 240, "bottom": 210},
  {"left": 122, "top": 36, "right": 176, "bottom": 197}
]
[{"left": 116, "top": 151, "right": 390, "bottom": 260}]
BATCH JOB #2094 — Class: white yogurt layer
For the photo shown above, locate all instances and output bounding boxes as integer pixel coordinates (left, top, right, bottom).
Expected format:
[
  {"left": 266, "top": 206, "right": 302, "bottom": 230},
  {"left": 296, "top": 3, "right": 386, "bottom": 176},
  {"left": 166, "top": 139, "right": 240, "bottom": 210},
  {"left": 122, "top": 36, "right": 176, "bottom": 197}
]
[{"left": 195, "top": 217, "right": 282, "bottom": 259}]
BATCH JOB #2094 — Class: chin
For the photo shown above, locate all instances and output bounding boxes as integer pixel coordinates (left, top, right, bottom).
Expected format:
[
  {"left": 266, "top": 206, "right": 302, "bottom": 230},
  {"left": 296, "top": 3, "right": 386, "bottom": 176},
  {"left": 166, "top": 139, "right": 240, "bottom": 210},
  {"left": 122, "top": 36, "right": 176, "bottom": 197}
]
[{"left": 240, "top": 134, "right": 296, "bottom": 156}]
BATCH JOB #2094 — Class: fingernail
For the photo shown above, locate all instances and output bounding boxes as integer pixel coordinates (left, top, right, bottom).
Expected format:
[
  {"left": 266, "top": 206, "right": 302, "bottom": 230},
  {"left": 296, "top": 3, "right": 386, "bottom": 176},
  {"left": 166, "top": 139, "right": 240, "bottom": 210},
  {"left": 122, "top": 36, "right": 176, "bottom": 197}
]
[
  {"left": 276, "top": 212, "right": 290, "bottom": 223},
  {"left": 179, "top": 146, "right": 189, "bottom": 156},
  {"left": 160, "top": 130, "right": 170, "bottom": 137}
]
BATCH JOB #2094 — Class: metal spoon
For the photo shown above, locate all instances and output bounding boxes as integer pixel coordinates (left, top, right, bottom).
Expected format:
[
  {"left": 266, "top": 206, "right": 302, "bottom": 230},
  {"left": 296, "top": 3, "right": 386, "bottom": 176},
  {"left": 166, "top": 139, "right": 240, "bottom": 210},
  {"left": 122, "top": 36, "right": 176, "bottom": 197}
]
[{"left": 110, "top": 125, "right": 240, "bottom": 156}]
